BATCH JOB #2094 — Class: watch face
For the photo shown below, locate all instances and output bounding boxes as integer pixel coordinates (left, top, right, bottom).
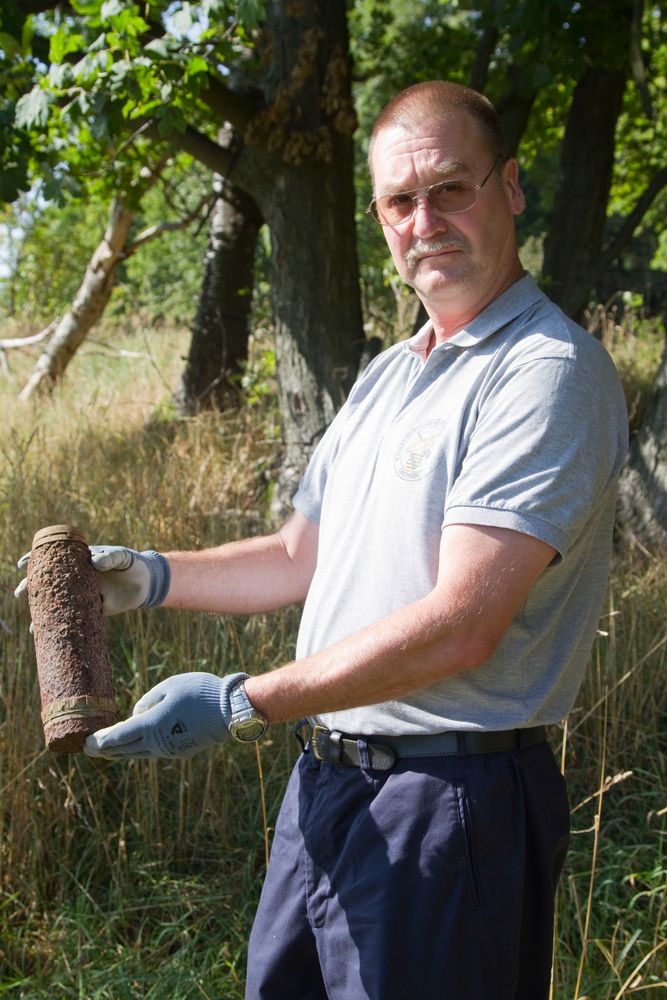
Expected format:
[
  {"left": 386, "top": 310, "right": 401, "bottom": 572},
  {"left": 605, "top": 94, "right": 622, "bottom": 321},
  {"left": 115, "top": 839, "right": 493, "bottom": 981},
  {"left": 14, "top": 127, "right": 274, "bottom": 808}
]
[{"left": 234, "top": 716, "right": 267, "bottom": 742}]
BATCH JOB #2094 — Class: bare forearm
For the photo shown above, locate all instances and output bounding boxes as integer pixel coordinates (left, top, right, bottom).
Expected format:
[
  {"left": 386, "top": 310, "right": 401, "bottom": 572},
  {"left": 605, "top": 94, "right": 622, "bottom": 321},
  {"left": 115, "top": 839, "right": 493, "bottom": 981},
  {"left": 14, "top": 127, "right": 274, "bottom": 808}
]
[
  {"left": 245, "top": 592, "right": 489, "bottom": 723},
  {"left": 163, "top": 514, "right": 318, "bottom": 614},
  {"left": 244, "top": 525, "right": 556, "bottom": 724}
]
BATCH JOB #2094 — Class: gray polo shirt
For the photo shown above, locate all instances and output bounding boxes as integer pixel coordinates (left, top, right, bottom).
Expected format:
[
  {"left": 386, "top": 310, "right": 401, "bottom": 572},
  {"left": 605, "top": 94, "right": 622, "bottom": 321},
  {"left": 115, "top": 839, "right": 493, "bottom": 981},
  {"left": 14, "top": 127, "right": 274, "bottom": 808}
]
[{"left": 293, "top": 274, "right": 628, "bottom": 735}]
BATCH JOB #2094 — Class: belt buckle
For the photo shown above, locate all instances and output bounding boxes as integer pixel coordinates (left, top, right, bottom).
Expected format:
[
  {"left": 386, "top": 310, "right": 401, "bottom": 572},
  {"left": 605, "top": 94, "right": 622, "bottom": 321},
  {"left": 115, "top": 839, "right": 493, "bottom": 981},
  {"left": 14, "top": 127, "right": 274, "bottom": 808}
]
[
  {"left": 311, "top": 725, "right": 396, "bottom": 771},
  {"left": 311, "top": 724, "right": 333, "bottom": 762}
]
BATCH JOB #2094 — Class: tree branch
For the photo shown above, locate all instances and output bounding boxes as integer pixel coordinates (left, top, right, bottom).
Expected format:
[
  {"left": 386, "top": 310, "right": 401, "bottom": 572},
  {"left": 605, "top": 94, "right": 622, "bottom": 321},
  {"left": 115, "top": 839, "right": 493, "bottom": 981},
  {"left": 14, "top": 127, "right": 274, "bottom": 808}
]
[
  {"left": 200, "top": 77, "right": 262, "bottom": 134},
  {"left": 630, "top": 0, "right": 655, "bottom": 121},
  {"left": 176, "top": 125, "right": 238, "bottom": 176},
  {"left": 594, "top": 165, "right": 667, "bottom": 282},
  {"left": 0, "top": 321, "right": 57, "bottom": 350},
  {"left": 124, "top": 190, "right": 213, "bottom": 256}
]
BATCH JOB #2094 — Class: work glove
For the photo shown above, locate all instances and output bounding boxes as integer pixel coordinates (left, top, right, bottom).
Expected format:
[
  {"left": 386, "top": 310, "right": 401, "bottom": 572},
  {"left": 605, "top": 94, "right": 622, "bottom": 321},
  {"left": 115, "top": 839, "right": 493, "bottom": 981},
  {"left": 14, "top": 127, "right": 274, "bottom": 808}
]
[
  {"left": 15, "top": 544, "right": 171, "bottom": 616},
  {"left": 84, "top": 671, "right": 248, "bottom": 760}
]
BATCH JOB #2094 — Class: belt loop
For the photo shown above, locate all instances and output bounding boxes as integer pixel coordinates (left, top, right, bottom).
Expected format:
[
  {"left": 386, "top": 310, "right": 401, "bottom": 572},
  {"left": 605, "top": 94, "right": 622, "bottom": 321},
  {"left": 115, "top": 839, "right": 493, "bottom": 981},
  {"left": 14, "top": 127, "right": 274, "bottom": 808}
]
[
  {"left": 294, "top": 720, "right": 311, "bottom": 754},
  {"left": 328, "top": 730, "right": 343, "bottom": 764},
  {"left": 357, "top": 739, "right": 372, "bottom": 772}
]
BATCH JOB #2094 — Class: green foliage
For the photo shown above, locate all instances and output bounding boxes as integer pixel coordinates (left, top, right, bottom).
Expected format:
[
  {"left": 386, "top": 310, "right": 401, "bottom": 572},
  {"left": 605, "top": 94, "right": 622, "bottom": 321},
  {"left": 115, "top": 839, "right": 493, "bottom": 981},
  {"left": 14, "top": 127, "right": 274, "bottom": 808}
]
[
  {"left": 0, "top": 0, "right": 260, "bottom": 205},
  {"left": 118, "top": 166, "right": 211, "bottom": 324},
  {"left": 0, "top": 156, "right": 212, "bottom": 326},
  {"left": 1, "top": 196, "right": 109, "bottom": 321}
]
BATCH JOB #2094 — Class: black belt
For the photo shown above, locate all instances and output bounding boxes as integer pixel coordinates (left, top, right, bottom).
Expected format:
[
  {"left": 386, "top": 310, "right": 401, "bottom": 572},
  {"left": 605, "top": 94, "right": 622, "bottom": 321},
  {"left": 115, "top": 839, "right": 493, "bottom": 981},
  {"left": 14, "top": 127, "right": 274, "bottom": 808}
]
[{"left": 298, "top": 722, "right": 547, "bottom": 772}]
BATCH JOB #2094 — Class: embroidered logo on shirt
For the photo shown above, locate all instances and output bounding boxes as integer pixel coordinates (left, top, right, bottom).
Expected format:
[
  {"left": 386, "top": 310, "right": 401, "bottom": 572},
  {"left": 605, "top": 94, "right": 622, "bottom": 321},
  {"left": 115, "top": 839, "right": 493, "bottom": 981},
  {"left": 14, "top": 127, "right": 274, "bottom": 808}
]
[{"left": 395, "top": 420, "right": 446, "bottom": 481}]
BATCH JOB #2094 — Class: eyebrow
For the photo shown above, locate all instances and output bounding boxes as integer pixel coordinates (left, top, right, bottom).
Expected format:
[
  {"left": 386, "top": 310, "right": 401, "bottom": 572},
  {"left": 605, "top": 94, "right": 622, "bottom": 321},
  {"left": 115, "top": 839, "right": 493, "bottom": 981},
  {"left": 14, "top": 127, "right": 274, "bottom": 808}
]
[
  {"left": 432, "top": 159, "right": 472, "bottom": 178},
  {"left": 376, "top": 160, "right": 473, "bottom": 199}
]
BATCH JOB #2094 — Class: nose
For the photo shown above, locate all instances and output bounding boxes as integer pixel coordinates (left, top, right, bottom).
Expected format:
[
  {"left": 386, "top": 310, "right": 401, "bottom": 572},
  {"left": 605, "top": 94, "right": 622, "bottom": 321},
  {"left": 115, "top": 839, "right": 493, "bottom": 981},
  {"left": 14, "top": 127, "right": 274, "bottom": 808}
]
[{"left": 411, "top": 193, "right": 447, "bottom": 239}]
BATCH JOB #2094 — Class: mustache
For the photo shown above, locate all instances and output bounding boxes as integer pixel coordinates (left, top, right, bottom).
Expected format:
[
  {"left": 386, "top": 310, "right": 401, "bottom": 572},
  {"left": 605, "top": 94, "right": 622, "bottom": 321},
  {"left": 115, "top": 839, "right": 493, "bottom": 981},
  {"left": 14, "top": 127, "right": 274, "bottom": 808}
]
[{"left": 405, "top": 238, "right": 466, "bottom": 270}]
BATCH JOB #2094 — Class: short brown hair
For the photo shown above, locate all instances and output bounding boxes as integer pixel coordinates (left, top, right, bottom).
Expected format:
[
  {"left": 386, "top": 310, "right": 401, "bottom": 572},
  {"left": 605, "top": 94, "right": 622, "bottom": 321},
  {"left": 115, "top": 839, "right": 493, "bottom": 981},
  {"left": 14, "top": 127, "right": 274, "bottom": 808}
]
[{"left": 368, "top": 80, "right": 510, "bottom": 177}]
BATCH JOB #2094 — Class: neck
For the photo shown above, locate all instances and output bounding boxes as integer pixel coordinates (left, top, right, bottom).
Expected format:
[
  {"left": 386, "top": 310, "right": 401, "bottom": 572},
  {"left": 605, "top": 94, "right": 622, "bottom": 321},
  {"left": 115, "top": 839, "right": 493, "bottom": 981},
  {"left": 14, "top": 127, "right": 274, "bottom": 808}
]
[{"left": 425, "top": 264, "right": 525, "bottom": 346}]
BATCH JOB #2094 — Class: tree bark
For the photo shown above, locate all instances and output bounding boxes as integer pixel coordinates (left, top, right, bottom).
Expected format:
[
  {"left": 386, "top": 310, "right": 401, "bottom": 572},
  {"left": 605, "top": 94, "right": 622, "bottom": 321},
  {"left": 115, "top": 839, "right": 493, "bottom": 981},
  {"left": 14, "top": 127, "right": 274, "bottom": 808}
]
[
  {"left": 18, "top": 199, "right": 135, "bottom": 400},
  {"left": 166, "top": 2, "right": 365, "bottom": 511},
  {"left": 541, "top": 0, "right": 633, "bottom": 321},
  {"left": 617, "top": 336, "right": 667, "bottom": 551},
  {"left": 240, "top": 0, "right": 364, "bottom": 513},
  {"left": 173, "top": 168, "right": 263, "bottom": 415}
]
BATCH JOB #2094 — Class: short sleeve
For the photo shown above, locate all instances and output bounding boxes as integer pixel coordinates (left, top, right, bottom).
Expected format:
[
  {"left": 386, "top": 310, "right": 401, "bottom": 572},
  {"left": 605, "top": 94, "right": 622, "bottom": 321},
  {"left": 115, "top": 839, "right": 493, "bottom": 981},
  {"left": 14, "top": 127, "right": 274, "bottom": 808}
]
[{"left": 443, "top": 357, "right": 627, "bottom": 558}]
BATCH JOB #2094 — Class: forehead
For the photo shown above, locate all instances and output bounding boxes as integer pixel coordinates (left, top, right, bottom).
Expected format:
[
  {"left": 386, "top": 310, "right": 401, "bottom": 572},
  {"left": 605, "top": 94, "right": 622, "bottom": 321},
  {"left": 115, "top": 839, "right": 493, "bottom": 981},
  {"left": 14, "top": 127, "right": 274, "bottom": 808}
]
[{"left": 371, "top": 112, "right": 487, "bottom": 193}]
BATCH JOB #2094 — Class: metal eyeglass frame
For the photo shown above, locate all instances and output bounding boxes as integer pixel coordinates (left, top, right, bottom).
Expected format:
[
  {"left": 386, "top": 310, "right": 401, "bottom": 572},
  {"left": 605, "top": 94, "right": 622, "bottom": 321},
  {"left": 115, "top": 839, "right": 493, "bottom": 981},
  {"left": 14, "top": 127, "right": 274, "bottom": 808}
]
[{"left": 366, "top": 153, "right": 503, "bottom": 227}]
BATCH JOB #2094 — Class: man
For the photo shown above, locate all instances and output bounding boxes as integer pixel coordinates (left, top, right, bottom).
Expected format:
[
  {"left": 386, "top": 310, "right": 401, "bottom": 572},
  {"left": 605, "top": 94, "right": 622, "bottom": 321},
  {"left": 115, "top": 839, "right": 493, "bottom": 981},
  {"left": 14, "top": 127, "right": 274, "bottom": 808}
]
[{"left": 18, "top": 81, "right": 628, "bottom": 998}]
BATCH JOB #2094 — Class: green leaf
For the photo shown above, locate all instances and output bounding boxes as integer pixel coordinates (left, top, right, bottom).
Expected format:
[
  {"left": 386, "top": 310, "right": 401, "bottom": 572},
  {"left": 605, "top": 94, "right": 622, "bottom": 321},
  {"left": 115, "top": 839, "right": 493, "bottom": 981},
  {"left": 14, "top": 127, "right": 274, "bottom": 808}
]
[
  {"left": 70, "top": 0, "right": 105, "bottom": 15},
  {"left": 144, "top": 38, "right": 171, "bottom": 58},
  {"left": 202, "top": 0, "right": 228, "bottom": 14},
  {"left": 0, "top": 32, "right": 20, "bottom": 57},
  {"left": 88, "top": 32, "right": 108, "bottom": 52},
  {"left": 21, "top": 16, "right": 34, "bottom": 53},
  {"left": 185, "top": 55, "right": 209, "bottom": 79},
  {"left": 156, "top": 105, "right": 186, "bottom": 135},
  {"left": 171, "top": 4, "right": 195, "bottom": 37},
  {"left": 42, "top": 174, "right": 64, "bottom": 204},
  {"left": 100, "top": 0, "right": 125, "bottom": 20},
  {"left": 50, "top": 26, "right": 86, "bottom": 63},
  {"left": 48, "top": 63, "right": 74, "bottom": 88},
  {"left": 0, "top": 165, "right": 29, "bottom": 203},
  {"left": 15, "top": 87, "right": 51, "bottom": 129},
  {"left": 237, "top": 0, "right": 264, "bottom": 29}
]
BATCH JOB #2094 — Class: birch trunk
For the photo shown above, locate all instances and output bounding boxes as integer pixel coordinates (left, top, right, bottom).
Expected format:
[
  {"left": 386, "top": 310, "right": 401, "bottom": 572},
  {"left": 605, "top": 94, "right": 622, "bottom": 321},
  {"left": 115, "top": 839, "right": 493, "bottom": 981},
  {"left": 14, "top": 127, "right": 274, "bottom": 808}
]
[{"left": 19, "top": 200, "right": 134, "bottom": 401}]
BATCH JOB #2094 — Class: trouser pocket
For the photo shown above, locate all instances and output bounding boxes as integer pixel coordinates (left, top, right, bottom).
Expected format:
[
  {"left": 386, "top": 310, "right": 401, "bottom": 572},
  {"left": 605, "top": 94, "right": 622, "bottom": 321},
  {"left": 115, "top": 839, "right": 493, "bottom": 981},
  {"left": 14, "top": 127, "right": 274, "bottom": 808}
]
[{"left": 455, "top": 782, "right": 482, "bottom": 908}]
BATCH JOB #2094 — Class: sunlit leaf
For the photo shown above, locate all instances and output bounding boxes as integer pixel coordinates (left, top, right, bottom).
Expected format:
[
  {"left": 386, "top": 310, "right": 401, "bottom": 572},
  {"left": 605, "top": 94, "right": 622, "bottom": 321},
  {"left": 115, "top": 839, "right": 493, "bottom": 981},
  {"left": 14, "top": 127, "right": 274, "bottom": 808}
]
[
  {"left": 15, "top": 88, "right": 51, "bottom": 129},
  {"left": 144, "top": 38, "right": 171, "bottom": 58},
  {"left": 100, "top": 0, "right": 125, "bottom": 20}
]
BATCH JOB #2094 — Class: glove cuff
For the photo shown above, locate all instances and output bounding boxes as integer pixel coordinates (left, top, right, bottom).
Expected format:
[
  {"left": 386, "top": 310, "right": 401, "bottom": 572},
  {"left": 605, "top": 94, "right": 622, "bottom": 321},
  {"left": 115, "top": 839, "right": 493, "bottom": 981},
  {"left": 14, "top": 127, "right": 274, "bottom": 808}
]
[
  {"left": 138, "top": 551, "right": 171, "bottom": 608},
  {"left": 219, "top": 672, "right": 250, "bottom": 728},
  {"left": 197, "top": 672, "right": 248, "bottom": 744}
]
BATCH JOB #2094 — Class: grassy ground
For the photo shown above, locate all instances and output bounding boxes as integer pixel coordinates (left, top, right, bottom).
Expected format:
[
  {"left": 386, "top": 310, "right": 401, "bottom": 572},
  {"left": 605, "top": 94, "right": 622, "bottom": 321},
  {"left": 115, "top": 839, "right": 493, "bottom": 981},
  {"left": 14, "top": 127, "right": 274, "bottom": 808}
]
[{"left": 0, "top": 316, "right": 665, "bottom": 998}]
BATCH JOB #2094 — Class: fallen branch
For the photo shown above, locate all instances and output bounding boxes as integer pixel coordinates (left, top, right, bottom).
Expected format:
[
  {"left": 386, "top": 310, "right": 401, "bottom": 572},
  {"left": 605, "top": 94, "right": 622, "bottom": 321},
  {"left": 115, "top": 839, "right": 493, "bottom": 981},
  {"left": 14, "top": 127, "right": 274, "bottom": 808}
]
[{"left": 0, "top": 320, "right": 57, "bottom": 350}]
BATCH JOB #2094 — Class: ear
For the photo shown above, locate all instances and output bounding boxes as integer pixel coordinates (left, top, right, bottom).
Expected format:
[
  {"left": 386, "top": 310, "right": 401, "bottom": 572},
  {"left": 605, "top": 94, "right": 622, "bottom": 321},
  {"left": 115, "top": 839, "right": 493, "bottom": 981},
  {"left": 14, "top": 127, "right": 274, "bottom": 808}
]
[{"left": 503, "top": 158, "right": 526, "bottom": 217}]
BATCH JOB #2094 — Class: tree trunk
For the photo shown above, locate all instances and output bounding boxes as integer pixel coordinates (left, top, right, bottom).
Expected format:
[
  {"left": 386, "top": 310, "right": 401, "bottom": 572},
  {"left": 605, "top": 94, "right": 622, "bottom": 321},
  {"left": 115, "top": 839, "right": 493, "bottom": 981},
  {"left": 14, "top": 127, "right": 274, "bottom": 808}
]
[
  {"left": 541, "top": 0, "right": 633, "bottom": 321},
  {"left": 244, "top": 0, "right": 364, "bottom": 513},
  {"left": 617, "top": 335, "right": 667, "bottom": 551},
  {"left": 173, "top": 169, "right": 263, "bottom": 415},
  {"left": 18, "top": 199, "right": 135, "bottom": 400},
  {"left": 264, "top": 156, "right": 363, "bottom": 509}
]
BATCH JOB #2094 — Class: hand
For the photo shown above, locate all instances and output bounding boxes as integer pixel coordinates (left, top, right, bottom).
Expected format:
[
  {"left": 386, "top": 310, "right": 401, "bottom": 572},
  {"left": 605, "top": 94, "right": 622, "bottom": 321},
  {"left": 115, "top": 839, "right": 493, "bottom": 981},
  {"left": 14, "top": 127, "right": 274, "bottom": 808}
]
[
  {"left": 84, "top": 671, "right": 248, "bottom": 760},
  {"left": 15, "top": 543, "right": 171, "bottom": 616}
]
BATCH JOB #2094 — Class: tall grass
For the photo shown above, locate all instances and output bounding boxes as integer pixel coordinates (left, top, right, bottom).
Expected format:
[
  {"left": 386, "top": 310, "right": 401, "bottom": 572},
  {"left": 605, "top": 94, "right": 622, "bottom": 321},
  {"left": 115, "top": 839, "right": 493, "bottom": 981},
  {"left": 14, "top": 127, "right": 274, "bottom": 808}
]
[{"left": 0, "top": 318, "right": 665, "bottom": 998}]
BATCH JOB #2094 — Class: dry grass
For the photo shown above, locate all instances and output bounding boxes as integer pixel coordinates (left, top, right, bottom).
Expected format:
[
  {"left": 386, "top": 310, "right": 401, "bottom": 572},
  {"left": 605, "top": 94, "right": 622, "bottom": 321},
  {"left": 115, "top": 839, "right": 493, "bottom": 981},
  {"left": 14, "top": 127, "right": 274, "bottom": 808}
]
[{"left": 0, "top": 317, "right": 665, "bottom": 998}]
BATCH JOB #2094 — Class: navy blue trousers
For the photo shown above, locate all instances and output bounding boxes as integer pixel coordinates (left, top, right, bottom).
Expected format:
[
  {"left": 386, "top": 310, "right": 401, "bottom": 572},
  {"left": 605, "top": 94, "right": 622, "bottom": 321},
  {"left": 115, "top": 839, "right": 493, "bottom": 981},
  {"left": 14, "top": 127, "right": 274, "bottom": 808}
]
[{"left": 246, "top": 738, "right": 569, "bottom": 1000}]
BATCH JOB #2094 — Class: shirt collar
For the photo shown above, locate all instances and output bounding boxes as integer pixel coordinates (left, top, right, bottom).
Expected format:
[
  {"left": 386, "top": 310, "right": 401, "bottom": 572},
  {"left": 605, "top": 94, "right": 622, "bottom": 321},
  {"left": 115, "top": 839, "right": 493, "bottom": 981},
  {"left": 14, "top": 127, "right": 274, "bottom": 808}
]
[{"left": 404, "top": 273, "right": 544, "bottom": 358}]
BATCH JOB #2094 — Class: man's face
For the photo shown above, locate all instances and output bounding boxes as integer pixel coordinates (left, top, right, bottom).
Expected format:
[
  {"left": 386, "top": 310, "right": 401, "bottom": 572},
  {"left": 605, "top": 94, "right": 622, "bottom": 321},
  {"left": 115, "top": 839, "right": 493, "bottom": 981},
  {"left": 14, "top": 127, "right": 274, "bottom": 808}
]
[{"left": 370, "top": 111, "right": 525, "bottom": 320}]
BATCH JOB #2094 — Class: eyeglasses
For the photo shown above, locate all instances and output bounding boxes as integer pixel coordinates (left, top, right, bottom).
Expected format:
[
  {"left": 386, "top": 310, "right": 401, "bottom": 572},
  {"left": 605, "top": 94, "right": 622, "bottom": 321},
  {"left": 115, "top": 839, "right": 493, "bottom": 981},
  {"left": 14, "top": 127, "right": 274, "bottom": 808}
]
[{"left": 367, "top": 155, "right": 502, "bottom": 227}]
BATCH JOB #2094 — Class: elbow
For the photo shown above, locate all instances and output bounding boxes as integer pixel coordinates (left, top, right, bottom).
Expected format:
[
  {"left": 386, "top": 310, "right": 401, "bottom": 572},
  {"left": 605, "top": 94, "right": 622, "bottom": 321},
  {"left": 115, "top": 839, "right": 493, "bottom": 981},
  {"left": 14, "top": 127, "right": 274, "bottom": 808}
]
[{"left": 443, "top": 627, "right": 503, "bottom": 674}]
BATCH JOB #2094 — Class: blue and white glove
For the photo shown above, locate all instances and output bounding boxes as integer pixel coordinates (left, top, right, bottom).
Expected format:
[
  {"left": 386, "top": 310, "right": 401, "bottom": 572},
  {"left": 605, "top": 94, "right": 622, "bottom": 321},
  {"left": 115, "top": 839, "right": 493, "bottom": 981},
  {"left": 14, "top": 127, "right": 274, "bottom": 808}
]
[
  {"left": 15, "top": 544, "right": 170, "bottom": 616},
  {"left": 84, "top": 672, "right": 248, "bottom": 760}
]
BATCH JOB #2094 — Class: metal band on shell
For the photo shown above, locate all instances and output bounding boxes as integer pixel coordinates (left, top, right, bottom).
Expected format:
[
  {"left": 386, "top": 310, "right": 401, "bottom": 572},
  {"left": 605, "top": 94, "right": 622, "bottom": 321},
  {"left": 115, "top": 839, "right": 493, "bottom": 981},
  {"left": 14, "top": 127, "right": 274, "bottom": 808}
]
[
  {"left": 32, "top": 525, "right": 89, "bottom": 550},
  {"left": 41, "top": 695, "right": 118, "bottom": 725}
]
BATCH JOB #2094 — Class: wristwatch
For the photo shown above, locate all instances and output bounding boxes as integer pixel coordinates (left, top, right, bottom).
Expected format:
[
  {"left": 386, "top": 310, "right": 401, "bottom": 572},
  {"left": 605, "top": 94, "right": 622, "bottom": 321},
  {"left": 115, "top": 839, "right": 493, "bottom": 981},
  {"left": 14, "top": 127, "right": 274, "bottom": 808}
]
[{"left": 228, "top": 679, "right": 269, "bottom": 743}]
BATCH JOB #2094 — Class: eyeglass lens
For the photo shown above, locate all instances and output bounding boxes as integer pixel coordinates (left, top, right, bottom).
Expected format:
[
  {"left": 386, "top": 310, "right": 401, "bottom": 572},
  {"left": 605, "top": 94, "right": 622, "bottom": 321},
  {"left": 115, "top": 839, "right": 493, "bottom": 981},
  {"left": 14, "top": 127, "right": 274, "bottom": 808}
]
[{"left": 374, "top": 179, "right": 477, "bottom": 226}]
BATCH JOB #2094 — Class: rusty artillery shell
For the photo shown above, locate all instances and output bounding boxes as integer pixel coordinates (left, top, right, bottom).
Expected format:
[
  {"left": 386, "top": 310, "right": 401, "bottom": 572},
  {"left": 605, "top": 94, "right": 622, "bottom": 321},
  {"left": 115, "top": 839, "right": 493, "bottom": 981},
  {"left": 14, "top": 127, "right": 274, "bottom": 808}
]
[{"left": 27, "top": 525, "right": 118, "bottom": 753}]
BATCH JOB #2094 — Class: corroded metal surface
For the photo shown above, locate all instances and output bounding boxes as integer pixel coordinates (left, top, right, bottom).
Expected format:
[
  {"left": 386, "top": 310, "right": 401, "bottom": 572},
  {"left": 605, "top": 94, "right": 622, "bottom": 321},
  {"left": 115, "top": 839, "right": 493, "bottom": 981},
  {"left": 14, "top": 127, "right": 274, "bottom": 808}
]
[{"left": 27, "top": 525, "right": 117, "bottom": 753}]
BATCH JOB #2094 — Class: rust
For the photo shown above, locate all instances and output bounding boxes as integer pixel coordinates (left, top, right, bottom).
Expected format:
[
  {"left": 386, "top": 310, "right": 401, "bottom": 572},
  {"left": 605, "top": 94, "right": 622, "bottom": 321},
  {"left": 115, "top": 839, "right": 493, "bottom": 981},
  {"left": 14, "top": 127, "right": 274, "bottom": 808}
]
[{"left": 27, "top": 525, "right": 118, "bottom": 753}]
